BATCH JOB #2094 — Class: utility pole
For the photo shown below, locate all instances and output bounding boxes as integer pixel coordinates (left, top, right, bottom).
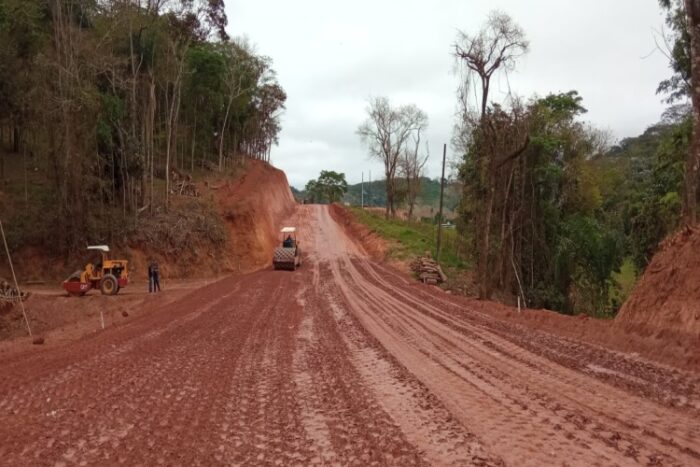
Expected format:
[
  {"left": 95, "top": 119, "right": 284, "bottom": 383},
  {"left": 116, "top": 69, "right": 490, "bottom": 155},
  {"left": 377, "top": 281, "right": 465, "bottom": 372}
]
[
  {"left": 368, "top": 170, "right": 372, "bottom": 207},
  {"left": 435, "top": 144, "right": 447, "bottom": 262},
  {"left": 361, "top": 171, "right": 364, "bottom": 209}
]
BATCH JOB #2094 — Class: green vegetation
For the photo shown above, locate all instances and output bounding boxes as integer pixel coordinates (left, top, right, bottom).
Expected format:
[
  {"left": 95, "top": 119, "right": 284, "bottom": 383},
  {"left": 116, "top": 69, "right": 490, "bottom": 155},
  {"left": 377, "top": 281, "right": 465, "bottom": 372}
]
[
  {"left": 350, "top": 207, "right": 468, "bottom": 269},
  {"left": 446, "top": 8, "right": 694, "bottom": 317},
  {"left": 0, "top": 0, "right": 284, "bottom": 256},
  {"left": 304, "top": 171, "right": 348, "bottom": 204},
  {"left": 610, "top": 259, "right": 638, "bottom": 312},
  {"left": 342, "top": 177, "right": 461, "bottom": 213}
]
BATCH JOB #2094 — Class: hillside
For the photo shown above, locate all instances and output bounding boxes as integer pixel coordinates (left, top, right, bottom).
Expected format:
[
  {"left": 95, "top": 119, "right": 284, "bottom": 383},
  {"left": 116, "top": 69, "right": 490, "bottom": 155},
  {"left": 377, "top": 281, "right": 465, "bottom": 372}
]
[
  {"left": 617, "top": 226, "right": 700, "bottom": 339},
  {"left": 0, "top": 159, "right": 295, "bottom": 282}
]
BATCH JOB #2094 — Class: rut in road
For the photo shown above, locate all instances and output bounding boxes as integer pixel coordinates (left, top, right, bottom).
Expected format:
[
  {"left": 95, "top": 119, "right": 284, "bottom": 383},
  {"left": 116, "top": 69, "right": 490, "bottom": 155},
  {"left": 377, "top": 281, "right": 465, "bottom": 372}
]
[{"left": 0, "top": 204, "right": 698, "bottom": 466}]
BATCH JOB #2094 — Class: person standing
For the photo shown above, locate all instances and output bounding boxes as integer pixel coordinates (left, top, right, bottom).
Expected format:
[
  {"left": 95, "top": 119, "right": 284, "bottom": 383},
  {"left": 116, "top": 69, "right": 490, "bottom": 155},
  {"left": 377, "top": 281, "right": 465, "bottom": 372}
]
[
  {"left": 152, "top": 260, "right": 161, "bottom": 292},
  {"left": 148, "top": 260, "right": 155, "bottom": 293}
]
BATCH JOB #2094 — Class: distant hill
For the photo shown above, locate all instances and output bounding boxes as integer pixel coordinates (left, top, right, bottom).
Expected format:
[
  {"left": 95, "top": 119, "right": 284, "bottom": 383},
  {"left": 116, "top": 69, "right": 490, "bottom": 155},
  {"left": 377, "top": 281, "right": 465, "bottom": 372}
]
[
  {"left": 292, "top": 177, "right": 461, "bottom": 215},
  {"left": 342, "top": 177, "right": 461, "bottom": 211}
]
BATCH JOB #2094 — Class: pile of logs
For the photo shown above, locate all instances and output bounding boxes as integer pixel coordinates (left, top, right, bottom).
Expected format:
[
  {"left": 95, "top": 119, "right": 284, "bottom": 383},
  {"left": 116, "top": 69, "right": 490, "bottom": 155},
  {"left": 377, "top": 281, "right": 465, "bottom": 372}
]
[
  {"left": 170, "top": 169, "right": 200, "bottom": 197},
  {"left": 0, "top": 278, "right": 28, "bottom": 304},
  {"left": 410, "top": 254, "right": 447, "bottom": 285}
]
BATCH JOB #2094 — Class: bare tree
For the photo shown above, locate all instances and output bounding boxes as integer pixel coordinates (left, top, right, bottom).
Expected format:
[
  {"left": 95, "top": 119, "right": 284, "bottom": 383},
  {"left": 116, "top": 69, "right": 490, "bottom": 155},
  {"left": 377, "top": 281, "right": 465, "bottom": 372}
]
[
  {"left": 400, "top": 130, "right": 429, "bottom": 222},
  {"left": 454, "top": 11, "right": 529, "bottom": 299},
  {"left": 454, "top": 10, "right": 529, "bottom": 119},
  {"left": 357, "top": 97, "right": 428, "bottom": 218}
]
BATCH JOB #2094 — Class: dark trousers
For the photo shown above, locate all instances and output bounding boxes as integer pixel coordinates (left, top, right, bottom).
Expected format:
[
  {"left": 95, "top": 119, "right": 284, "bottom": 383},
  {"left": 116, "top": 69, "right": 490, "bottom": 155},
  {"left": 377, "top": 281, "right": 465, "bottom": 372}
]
[{"left": 153, "top": 273, "right": 161, "bottom": 292}]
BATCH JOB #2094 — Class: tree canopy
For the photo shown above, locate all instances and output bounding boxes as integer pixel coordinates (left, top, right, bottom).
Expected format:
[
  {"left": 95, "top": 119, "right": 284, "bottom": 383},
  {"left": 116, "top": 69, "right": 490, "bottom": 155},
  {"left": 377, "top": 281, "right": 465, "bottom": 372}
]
[
  {"left": 304, "top": 171, "right": 348, "bottom": 204},
  {"left": 0, "top": 0, "right": 286, "bottom": 253}
]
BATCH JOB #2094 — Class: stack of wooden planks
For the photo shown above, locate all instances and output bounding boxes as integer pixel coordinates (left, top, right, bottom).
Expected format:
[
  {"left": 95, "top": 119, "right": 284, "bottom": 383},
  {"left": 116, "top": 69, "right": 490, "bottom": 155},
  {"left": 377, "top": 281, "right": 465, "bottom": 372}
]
[
  {"left": 411, "top": 255, "right": 447, "bottom": 285},
  {"left": 0, "top": 278, "right": 28, "bottom": 304}
]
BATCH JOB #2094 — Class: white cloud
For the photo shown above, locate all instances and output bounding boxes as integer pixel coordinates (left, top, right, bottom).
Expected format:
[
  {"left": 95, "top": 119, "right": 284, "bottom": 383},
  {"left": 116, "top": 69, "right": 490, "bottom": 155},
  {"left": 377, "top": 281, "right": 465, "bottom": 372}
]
[{"left": 227, "top": 0, "right": 672, "bottom": 188}]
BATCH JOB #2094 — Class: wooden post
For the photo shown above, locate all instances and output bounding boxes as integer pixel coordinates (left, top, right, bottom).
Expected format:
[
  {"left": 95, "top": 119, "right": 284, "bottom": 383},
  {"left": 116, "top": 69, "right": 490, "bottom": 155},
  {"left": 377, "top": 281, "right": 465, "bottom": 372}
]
[
  {"left": 435, "top": 144, "right": 447, "bottom": 262},
  {"left": 0, "top": 220, "right": 32, "bottom": 337}
]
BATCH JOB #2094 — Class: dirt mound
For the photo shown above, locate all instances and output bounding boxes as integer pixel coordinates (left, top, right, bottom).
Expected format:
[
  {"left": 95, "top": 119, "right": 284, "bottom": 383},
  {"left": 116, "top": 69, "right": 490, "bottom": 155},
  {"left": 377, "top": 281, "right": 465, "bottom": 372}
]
[
  {"left": 217, "top": 159, "right": 296, "bottom": 272},
  {"left": 617, "top": 226, "right": 700, "bottom": 339},
  {"left": 329, "top": 204, "right": 387, "bottom": 260}
]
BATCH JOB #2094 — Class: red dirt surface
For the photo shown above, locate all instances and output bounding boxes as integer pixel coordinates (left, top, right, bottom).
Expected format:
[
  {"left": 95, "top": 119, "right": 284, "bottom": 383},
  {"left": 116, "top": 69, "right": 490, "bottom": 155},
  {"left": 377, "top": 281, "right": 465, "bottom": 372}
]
[
  {"left": 334, "top": 204, "right": 700, "bottom": 371},
  {"left": 329, "top": 203, "right": 387, "bottom": 260},
  {"left": 617, "top": 226, "right": 700, "bottom": 340},
  {"left": 217, "top": 159, "right": 296, "bottom": 273},
  {"left": 1, "top": 160, "right": 295, "bottom": 343},
  {"left": 0, "top": 205, "right": 698, "bottom": 465}
]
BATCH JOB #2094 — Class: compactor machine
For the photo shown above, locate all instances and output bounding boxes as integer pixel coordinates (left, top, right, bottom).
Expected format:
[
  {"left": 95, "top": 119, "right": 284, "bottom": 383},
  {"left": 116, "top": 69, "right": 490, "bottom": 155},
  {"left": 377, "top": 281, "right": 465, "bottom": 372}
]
[
  {"left": 273, "top": 227, "right": 302, "bottom": 271},
  {"left": 63, "top": 245, "right": 129, "bottom": 296}
]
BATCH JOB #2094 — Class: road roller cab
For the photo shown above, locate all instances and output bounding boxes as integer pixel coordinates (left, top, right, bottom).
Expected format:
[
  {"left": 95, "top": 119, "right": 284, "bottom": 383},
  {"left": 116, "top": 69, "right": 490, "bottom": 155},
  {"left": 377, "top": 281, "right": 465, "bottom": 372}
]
[
  {"left": 273, "top": 227, "right": 302, "bottom": 271},
  {"left": 63, "top": 245, "right": 129, "bottom": 296}
]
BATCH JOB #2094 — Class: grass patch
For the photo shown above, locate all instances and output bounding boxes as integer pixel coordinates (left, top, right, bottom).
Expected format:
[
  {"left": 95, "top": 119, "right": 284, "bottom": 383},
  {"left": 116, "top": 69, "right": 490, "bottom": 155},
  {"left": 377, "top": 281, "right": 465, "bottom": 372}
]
[
  {"left": 349, "top": 207, "right": 469, "bottom": 269},
  {"left": 610, "top": 257, "right": 638, "bottom": 311}
]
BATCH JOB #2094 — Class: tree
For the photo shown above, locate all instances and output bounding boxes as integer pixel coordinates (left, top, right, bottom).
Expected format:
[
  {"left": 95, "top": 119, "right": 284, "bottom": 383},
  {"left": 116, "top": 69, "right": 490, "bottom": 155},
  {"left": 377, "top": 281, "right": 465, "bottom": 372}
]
[
  {"left": 357, "top": 97, "right": 428, "bottom": 219},
  {"left": 660, "top": 0, "right": 700, "bottom": 223},
  {"left": 304, "top": 171, "right": 348, "bottom": 204},
  {"left": 681, "top": 0, "right": 700, "bottom": 223},
  {"left": 0, "top": 0, "right": 286, "bottom": 256},
  {"left": 454, "top": 11, "right": 529, "bottom": 119},
  {"left": 400, "top": 129, "right": 429, "bottom": 221},
  {"left": 657, "top": 0, "right": 691, "bottom": 103},
  {"left": 454, "top": 11, "right": 529, "bottom": 299}
]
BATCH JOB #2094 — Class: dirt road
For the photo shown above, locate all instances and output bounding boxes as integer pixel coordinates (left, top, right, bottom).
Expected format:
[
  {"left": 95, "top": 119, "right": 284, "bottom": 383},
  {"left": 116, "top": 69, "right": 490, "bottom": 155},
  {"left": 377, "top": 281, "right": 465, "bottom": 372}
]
[{"left": 1, "top": 205, "right": 698, "bottom": 466}]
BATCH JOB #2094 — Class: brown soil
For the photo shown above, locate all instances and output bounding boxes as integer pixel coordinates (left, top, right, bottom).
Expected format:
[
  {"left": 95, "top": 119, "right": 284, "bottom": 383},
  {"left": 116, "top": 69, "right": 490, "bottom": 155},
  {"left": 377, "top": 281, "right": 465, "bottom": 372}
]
[
  {"left": 0, "top": 159, "right": 295, "bottom": 283},
  {"left": 0, "top": 160, "right": 295, "bottom": 343},
  {"left": 0, "top": 279, "right": 215, "bottom": 346},
  {"left": 334, "top": 204, "right": 700, "bottom": 372},
  {"left": 1, "top": 205, "right": 698, "bottom": 466},
  {"left": 216, "top": 159, "right": 296, "bottom": 273},
  {"left": 617, "top": 225, "right": 700, "bottom": 341},
  {"left": 329, "top": 203, "right": 387, "bottom": 260}
]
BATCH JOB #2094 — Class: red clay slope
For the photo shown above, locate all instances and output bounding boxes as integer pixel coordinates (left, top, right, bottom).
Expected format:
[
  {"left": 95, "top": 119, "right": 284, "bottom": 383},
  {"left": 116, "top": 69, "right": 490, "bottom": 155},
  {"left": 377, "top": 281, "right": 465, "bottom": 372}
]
[
  {"left": 617, "top": 226, "right": 700, "bottom": 339},
  {"left": 217, "top": 159, "right": 296, "bottom": 273}
]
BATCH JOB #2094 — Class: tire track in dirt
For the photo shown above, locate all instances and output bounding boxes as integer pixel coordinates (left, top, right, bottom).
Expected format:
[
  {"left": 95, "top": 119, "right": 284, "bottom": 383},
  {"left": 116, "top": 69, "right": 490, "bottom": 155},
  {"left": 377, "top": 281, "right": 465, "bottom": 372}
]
[
  {"left": 371, "top": 261, "right": 700, "bottom": 411},
  {"left": 0, "top": 277, "right": 265, "bottom": 465},
  {"left": 341, "top": 257, "right": 698, "bottom": 465},
  {"left": 309, "top": 204, "right": 699, "bottom": 466},
  {"left": 1, "top": 204, "right": 698, "bottom": 466}
]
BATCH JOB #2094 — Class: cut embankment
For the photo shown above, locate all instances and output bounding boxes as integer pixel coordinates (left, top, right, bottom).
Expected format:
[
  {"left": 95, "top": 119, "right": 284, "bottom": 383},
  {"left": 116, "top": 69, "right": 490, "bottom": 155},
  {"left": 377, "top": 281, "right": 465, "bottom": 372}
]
[
  {"left": 217, "top": 159, "right": 296, "bottom": 272},
  {"left": 0, "top": 160, "right": 296, "bottom": 343},
  {"left": 328, "top": 204, "right": 387, "bottom": 260},
  {"left": 616, "top": 226, "right": 700, "bottom": 342}
]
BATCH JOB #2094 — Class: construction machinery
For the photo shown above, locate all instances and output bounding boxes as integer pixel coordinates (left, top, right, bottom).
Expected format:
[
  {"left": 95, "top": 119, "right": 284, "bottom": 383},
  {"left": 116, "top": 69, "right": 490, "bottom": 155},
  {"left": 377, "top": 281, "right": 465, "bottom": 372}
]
[
  {"left": 63, "top": 245, "right": 129, "bottom": 296},
  {"left": 273, "top": 227, "right": 302, "bottom": 271}
]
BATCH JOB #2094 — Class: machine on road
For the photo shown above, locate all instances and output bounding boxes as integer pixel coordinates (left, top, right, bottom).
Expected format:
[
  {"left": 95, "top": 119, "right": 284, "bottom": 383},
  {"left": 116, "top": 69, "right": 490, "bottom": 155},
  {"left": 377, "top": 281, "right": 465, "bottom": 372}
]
[{"left": 273, "top": 227, "right": 302, "bottom": 271}]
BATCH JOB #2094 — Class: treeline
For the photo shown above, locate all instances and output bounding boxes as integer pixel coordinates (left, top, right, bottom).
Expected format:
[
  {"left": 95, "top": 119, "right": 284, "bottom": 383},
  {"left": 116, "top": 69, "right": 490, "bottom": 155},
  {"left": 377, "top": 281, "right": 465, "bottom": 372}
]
[
  {"left": 0, "top": 0, "right": 285, "bottom": 252},
  {"left": 341, "top": 177, "right": 461, "bottom": 214},
  {"left": 453, "top": 10, "right": 689, "bottom": 315}
]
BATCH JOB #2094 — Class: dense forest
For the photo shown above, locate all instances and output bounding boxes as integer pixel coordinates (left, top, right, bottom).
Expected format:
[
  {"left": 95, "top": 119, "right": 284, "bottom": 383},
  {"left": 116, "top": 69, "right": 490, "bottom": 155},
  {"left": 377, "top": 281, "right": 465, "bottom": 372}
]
[
  {"left": 0, "top": 0, "right": 285, "bottom": 254},
  {"left": 452, "top": 5, "right": 691, "bottom": 315}
]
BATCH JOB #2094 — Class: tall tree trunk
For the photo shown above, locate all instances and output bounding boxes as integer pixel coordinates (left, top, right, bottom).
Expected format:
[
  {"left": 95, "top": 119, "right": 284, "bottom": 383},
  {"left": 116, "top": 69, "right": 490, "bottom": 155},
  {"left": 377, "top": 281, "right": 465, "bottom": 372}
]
[
  {"left": 384, "top": 171, "right": 392, "bottom": 219},
  {"left": 685, "top": 0, "right": 700, "bottom": 224},
  {"left": 478, "top": 183, "right": 495, "bottom": 299},
  {"left": 148, "top": 79, "right": 156, "bottom": 213},
  {"left": 12, "top": 126, "right": 20, "bottom": 153},
  {"left": 190, "top": 113, "right": 197, "bottom": 172},
  {"left": 218, "top": 95, "right": 234, "bottom": 171}
]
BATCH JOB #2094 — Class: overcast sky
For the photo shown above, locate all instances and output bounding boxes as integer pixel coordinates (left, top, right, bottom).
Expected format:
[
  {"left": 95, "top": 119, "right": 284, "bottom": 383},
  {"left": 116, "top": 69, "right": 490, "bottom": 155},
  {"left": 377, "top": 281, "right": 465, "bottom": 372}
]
[{"left": 227, "top": 1, "right": 672, "bottom": 189}]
